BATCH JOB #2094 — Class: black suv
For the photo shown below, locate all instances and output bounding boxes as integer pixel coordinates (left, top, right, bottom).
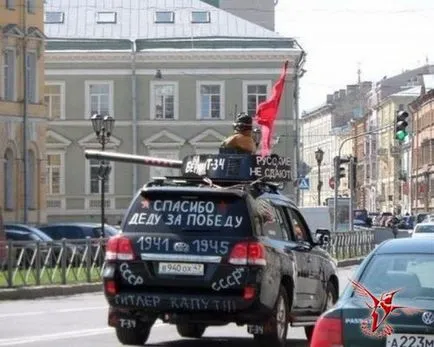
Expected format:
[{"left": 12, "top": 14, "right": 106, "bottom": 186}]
[{"left": 103, "top": 178, "right": 338, "bottom": 346}]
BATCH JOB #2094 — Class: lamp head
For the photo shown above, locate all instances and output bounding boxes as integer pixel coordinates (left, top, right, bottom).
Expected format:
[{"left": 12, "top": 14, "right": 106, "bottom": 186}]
[
  {"left": 91, "top": 114, "right": 103, "bottom": 136},
  {"left": 315, "top": 147, "right": 324, "bottom": 163},
  {"left": 103, "top": 115, "right": 115, "bottom": 137}
]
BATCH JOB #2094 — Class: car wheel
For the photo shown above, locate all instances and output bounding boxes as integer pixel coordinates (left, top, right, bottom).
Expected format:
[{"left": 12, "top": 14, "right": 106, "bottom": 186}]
[
  {"left": 305, "top": 281, "right": 338, "bottom": 341},
  {"left": 176, "top": 323, "right": 206, "bottom": 338},
  {"left": 115, "top": 324, "right": 152, "bottom": 346},
  {"left": 323, "top": 281, "right": 338, "bottom": 311},
  {"left": 254, "top": 285, "right": 289, "bottom": 347}
]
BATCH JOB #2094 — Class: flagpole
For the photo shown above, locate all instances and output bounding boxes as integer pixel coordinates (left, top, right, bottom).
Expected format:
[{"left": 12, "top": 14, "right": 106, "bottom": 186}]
[
  {"left": 294, "top": 51, "right": 306, "bottom": 205},
  {"left": 294, "top": 73, "right": 300, "bottom": 205}
]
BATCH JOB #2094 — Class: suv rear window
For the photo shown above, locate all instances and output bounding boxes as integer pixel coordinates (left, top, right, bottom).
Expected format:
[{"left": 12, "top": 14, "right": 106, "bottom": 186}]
[{"left": 123, "top": 192, "right": 251, "bottom": 236}]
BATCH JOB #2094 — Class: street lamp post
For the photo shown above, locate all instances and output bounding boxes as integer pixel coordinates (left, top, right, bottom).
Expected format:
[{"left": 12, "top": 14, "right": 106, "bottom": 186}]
[
  {"left": 315, "top": 148, "right": 324, "bottom": 206},
  {"left": 91, "top": 114, "right": 115, "bottom": 239}
]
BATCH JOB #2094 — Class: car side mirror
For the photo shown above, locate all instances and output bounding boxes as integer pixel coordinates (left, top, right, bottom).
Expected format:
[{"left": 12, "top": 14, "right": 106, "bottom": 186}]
[{"left": 315, "top": 229, "right": 331, "bottom": 246}]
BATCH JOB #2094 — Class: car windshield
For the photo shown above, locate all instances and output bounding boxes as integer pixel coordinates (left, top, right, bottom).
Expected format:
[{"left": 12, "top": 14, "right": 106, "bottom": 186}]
[
  {"left": 354, "top": 254, "right": 434, "bottom": 301},
  {"left": 415, "top": 225, "right": 434, "bottom": 233},
  {"left": 354, "top": 210, "right": 367, "bottom": 219},
  {"left": 123, "top": 192, "right": 252, "bottom": 236}
]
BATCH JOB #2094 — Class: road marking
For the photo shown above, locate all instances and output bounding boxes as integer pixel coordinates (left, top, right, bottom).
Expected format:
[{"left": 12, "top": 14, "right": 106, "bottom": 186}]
[
  {"left": 0, "top": 328, "right": 112, "bottom": 346},
  {"left": 0, "top": 306, "right": 107, "bottom": 319},
  {"left": 0, "top": 324, "right": 165, "bottom": 345}
]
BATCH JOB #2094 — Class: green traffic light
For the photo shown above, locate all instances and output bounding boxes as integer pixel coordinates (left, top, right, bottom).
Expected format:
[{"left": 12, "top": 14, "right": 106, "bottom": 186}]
[{"left": 396, "top": 130, "right": 408, "bottom": 141}]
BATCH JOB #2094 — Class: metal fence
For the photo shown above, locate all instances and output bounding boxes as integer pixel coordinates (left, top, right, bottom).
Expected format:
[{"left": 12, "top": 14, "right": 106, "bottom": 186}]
[
  {"left": 0, "top": 238, "right": 106, "bottom": 288},
  {"left": 0, "top": 231, "right": 379, "bottom": 288},
  {"left": 326, "top": 229, "right": 375, "bottom": 260}
]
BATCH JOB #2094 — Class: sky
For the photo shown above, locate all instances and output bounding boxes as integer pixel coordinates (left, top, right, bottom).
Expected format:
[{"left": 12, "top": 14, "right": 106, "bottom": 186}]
[{"left": 275, "top": 0, "right": 434, "bottom": 113}]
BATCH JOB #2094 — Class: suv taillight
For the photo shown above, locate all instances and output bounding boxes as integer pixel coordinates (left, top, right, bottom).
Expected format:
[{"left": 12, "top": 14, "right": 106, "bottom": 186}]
[
  {"left": 228, "top": 241, "right": 266, "bottom": 266},
  {"left": 105, "top": 235, "right": 136, "bottom": 261},
  {"left": 310, "top": 316, "right": 343, "bottom": 347}
]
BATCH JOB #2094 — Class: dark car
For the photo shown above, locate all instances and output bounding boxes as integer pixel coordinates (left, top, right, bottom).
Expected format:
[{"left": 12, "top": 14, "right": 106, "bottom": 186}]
[
  {"left": 103, "top": 178, "right": 339, "bottom": 346},
  {"left": 397, "top": 215, "right": 415, "bottom": 230},
  {"left": 38, "top": 223, "right": 120, "bottom": 266},
  {"left": 5, "top": 229, "right": 51, "bottom": 268},
  {"left": 310, "top": 238, "right": 434, "bottom": 347},
  {"left": 416, "top": 213, "right": 430, "bottom": 224},
  {"left": 4, "top": 223, "right": 53, "bottom": 242},
  {"left": 38, "top": 223, "right": 119, "bottom": 240},
  {"left": 4, "top": 223, "right": 78, "bottom": 267},
  {"left": 354, "top": 209, "right": 372, "bottom": 227}
]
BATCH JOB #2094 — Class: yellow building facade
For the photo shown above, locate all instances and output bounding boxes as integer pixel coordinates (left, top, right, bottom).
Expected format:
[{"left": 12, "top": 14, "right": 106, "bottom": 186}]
[
  {"left": 0, "top": 0, "right": 47, "bottom": 223},
  {"left": 376, "top": 99, "right": 398, "bottom": 212}
]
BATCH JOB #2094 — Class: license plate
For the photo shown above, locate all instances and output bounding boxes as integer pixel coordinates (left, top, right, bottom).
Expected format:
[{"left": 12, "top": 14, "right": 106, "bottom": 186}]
[
  {"left": 386, "top": 334, "right": 434, "bottom": 347},
  {"left": 247, "top": 325, "right": 264, "bottom": 335},
  {"left": 158, "top": 262, "right": 204, "bottom": 276}
]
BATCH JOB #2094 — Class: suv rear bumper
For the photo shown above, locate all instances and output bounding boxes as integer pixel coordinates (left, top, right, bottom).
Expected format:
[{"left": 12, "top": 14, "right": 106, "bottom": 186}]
[
  {"left": 108, "top": 291, "right": 253, "bottom": 312},
  {"left": 106, "top": 291, "right": 272, "bottom": 325}
]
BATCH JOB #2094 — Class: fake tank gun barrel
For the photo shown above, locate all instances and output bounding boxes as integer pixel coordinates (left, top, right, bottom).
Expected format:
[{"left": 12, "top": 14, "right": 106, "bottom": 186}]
[
  {"left": 85, "top": 150, "right": 292, "bottom": 183},
  {"left": 84, "top": 150, "right": 183, "bottom": 169}
]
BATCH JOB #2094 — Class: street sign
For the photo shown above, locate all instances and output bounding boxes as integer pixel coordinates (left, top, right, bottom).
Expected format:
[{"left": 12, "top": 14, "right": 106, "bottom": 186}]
[
  {"left": 329, "top": 177, "right": 335, "bottom": 189},
  {"left": 298, "top": 177, "right": 310, "bottom": 190}
]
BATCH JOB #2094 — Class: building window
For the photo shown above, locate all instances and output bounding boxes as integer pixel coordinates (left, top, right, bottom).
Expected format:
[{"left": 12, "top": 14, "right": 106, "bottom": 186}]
[
  {"left": 148, "top": 151, "right": 180, "bottom": 178},
  {"left": 197, "top": 82, "right": 224, "bottom": 120},
  {"left": 243, "top": 81, "right": 271, "bottom": 118},
  {"left": 150, "top": 81, "right": 178, "bottom": 120},
  {"left": 44, "top": 11, "right": 65, "bottom": 23},
  {"left": 46, "top": 153, "right": 64, "bottom": 195},
  {"left": 6, "top": 0, "right": 14, "bottom": 9},
  {"left": 87, "top": 159, "right": 114, "bottom": 194},
  {"left": 27, "top": 150, "right": 36, "bottom": 209},
  {"left": 3, "top": 49, "right": 16, "bottom": 101},
  {"left": 3, "top": 149, "right": 14, "bottom": 210},
  {"left": 155, "top": 11, "right": 174, "bottom": 23},
  {"left": 85, "top": 81, "right": 113, "bottom": 119},
  {"left": 191, "top": 11, "right": 210, "bottom": 23},
  {"left": 26, "top": 52, "right": 37, "bottom": 103},
  {"left": 89, "top": 159, "right": 105, "bottom": 194},
  {"left": 27, "top": 0, "right": 35, "bottom": 13},
  {"left": 44, "top": 82, "right": 65, "bottom": 120},
  {"left": 96, "top": 11, "right": 117, "bottom": 23}
]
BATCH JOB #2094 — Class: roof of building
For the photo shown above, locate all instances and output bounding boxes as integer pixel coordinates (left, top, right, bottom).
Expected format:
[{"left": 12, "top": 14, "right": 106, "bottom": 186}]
[
  {"left": 423, "top": 74, "right": 434, "bottom": 91},
  {"left": 374, "top": 65, "right": 434, "bottom": 100},
  {"left": 301, "top": 103, "right": 333, "bottom": 120},
  {"left": 391, "top": 85, "right": 422, "bottom": 97},
  {"left": 44, "top": 0, "right": 285, "bottom": 41}
]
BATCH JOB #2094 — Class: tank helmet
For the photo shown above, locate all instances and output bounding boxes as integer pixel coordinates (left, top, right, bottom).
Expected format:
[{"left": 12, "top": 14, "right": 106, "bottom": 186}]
[{"left": 233, "top": 112, "right": 253, "bottom": 132}]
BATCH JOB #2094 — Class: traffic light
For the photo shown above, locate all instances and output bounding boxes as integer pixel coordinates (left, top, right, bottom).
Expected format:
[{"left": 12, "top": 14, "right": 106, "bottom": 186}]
[
  {"left": 395, "top": 110, "right": 409, "bottom": 141},
  {"left": 339, "top": 166, "right": 346, "bottom": 179},
  {"left": 334, "top": 156, "right": 350, "bottom": 185}
]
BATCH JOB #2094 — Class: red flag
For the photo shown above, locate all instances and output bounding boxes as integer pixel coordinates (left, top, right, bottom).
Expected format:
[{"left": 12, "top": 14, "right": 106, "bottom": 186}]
[{"left": 255, "top": 61, "right": 289, "bottom": 156}]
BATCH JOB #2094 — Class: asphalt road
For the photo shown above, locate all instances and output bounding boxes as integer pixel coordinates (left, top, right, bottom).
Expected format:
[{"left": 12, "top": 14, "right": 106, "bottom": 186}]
[{"left": 0, "top": 266, "right": 357, "bottom": 347}]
